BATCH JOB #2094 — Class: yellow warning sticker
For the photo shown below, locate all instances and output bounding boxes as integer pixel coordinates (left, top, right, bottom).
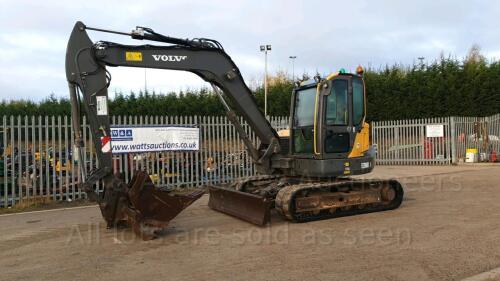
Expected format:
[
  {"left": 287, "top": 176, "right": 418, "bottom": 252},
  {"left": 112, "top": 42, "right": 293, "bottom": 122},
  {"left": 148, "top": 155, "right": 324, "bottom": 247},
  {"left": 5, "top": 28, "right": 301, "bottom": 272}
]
[{"left": 125, "top": 51, "right": 142, "bottom": 61}]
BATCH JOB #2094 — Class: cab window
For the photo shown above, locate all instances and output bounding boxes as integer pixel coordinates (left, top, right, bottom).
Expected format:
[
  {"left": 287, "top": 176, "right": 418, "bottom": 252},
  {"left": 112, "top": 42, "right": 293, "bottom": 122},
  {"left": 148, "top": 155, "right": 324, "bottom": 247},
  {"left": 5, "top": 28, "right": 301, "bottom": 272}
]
[
  {"left": 293, "top": 87, "right": 316, "bottom": 154},
  {"left": 293, "top": 87, "right": 316, "bottom": 127},
  {"left": 326, "top": 80, "right": 348, "bottom": 125},
  {"left": 352, "top": 78, "right": 364, "bottom": 125}
]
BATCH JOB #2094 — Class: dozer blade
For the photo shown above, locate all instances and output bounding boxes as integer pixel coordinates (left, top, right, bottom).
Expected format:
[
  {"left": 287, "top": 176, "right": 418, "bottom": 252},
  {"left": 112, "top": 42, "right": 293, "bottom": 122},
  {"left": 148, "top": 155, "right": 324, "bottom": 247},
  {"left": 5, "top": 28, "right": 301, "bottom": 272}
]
[
  {"left": 114, "top": 171, "right": 204, "bottom": 240},
  {"left": 208, "top": 185, "right": 271, "bottom": 226}
]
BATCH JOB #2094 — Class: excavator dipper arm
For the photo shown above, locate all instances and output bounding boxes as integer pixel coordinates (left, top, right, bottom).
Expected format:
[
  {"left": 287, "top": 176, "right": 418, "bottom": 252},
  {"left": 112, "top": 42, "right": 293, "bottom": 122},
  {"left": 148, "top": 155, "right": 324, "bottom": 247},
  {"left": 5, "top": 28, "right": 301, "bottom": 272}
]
[{"left": 65, "top": 21, "right": 279, "bottom": 239}]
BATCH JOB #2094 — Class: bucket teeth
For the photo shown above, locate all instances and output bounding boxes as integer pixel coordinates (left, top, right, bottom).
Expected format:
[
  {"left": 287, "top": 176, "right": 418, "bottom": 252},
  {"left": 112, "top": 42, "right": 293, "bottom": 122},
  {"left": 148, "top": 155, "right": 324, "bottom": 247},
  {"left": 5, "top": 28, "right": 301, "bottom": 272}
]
[{"left": 99, "top": 171, "right": 204, "bottom": 240}]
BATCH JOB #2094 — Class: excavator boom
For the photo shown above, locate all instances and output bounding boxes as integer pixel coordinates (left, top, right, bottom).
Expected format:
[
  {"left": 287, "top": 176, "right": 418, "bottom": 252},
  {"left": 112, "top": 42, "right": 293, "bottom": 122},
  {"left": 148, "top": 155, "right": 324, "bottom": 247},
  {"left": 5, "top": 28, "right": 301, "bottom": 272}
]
[{"left": 66, "top": 22, "right": 281, "bottom": 239}]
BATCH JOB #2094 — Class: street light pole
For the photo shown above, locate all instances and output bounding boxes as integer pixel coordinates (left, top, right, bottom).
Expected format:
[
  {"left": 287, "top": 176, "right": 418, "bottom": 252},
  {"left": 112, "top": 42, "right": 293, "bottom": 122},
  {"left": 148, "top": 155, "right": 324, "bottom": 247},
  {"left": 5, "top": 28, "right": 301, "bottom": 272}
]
[
  {"left": 418, "top": 57, "right": 425, "bottom": 67},
  {"left": 144, "top": 68, "right": 147, "bottom": 93},
  {"left": 289, "top": 56, "right": 297, "bottom": 81},
  {"left": 260, "top": 44, "right": 271, "bottom": 117},
  {"left": 265, "top": 50, "right": 268, "bottom": 116}
]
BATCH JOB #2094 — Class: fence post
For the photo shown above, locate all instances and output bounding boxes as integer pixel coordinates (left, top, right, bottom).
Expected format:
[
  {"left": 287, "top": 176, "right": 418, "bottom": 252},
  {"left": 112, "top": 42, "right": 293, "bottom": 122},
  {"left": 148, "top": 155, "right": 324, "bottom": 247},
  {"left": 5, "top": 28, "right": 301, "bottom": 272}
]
[
  {"left": 394, "top": 122, "right": 399, "bottom": 164},
  {"left": 450, "top": 116, "right": 457, "bottom": 164},
  {"left": 2, "top": 116, "right": 6, "bottom": 207}
]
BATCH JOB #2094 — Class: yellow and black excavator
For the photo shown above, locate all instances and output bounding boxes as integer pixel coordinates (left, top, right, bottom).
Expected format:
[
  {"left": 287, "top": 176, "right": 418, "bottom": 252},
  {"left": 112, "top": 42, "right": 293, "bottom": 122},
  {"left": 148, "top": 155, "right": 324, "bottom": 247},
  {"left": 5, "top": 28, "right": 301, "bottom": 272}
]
[{"left": 65, "top": 22, "right": 404, "bottom": 239}]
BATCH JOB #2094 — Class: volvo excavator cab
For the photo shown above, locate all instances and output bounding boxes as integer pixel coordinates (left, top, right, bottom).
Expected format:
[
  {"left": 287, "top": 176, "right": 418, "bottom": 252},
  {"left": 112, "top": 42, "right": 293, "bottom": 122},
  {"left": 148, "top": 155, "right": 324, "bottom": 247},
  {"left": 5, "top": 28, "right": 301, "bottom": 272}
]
[
  {"left": 284, "top": 73, "right": 374, "bottom": 177},
  {"left": 65, "top": 22, "right": 403, "bottom": 240}
]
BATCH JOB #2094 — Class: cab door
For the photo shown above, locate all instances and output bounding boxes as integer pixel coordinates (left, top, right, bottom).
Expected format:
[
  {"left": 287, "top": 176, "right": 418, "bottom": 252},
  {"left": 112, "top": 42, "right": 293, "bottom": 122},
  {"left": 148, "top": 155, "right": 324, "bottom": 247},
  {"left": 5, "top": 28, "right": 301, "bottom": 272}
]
[
  {"left": 322, "top": 76, "right": 352, "bottom": 158},
  {"left": 317, "top": 75, "right": 366, "bottom": 159}
]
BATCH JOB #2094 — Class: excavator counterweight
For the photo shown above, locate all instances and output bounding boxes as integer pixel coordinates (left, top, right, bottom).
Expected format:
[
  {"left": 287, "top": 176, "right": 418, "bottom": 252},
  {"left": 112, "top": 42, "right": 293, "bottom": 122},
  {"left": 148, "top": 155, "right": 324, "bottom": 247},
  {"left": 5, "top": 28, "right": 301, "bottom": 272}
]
[{"left": 65, "top": 22, "right": 403, "bottom": 240}]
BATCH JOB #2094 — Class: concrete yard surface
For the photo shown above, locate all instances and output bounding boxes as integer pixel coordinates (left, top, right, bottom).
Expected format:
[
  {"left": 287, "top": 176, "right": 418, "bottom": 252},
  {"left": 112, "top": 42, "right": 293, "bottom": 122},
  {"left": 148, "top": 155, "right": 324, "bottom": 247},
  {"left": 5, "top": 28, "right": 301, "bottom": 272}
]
[{"left": 1, "top": 165, "right": 499, "bottom": 281}]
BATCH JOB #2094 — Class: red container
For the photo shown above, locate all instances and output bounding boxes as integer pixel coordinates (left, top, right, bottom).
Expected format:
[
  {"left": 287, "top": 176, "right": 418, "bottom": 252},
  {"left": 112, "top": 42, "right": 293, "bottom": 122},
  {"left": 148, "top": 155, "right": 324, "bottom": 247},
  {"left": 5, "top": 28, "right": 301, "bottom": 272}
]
[{"left": 424, "top": 139, "right": 434, "bottom": 159}]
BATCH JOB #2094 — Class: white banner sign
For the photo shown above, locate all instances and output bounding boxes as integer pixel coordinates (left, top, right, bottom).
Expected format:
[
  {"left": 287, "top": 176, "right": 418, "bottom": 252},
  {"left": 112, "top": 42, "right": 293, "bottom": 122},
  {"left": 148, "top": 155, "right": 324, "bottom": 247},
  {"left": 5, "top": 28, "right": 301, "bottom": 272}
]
[
  {"left": 426, "top": 124, "right": 444, "bottom": 138},
  {"left": 110, "top": 126, "right": 199, "bottom": 153}
]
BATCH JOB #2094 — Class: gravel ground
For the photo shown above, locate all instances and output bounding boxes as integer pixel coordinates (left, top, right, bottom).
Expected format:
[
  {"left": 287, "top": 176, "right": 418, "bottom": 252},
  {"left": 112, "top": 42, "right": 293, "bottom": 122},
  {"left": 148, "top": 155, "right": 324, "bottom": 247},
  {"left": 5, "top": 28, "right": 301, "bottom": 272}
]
[{"left": 0, "top": 164, "right": 499, "bottom": 281}]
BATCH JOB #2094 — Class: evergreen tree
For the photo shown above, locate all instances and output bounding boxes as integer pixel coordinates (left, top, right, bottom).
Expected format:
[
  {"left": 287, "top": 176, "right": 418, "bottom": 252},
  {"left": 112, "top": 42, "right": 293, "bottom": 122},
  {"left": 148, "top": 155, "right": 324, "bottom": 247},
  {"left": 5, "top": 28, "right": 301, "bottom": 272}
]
[{"left": 1, "top": 46, "right": 499, "bottom": 120}]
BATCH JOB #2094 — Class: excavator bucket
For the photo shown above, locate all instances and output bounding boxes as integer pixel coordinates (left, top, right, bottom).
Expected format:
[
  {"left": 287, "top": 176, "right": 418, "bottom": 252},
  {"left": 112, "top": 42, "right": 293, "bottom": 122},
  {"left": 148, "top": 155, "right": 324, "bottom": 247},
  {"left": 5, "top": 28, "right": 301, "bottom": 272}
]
[
  {"left": 208, "top": 185, "right": 272, "bottom": 226},
  {"left": 113, "top": 171, "right": 204, "bottom": 240}
]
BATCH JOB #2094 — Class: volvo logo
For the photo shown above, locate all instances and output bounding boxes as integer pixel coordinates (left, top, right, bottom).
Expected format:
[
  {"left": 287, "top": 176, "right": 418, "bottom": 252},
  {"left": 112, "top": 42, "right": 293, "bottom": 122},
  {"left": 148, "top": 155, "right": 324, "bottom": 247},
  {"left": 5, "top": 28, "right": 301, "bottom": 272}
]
[{"left": 152, "top": 54, "right": 187, "bottom": 62}]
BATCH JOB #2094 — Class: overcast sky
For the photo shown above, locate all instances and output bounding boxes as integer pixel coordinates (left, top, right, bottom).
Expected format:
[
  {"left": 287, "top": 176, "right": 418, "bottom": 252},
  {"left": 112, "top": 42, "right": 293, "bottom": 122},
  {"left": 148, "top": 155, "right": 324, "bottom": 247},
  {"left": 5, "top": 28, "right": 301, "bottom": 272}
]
[{"left": 1, "top": 0, "right": 499, "bottom": 101}]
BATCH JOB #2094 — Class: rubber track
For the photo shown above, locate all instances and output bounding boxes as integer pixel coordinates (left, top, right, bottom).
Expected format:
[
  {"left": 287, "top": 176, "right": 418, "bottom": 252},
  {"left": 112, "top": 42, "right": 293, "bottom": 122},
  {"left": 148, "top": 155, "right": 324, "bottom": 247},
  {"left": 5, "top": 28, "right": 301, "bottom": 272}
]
[{"left": 274, "top": 179, "right": 404, "bottom": 222}]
